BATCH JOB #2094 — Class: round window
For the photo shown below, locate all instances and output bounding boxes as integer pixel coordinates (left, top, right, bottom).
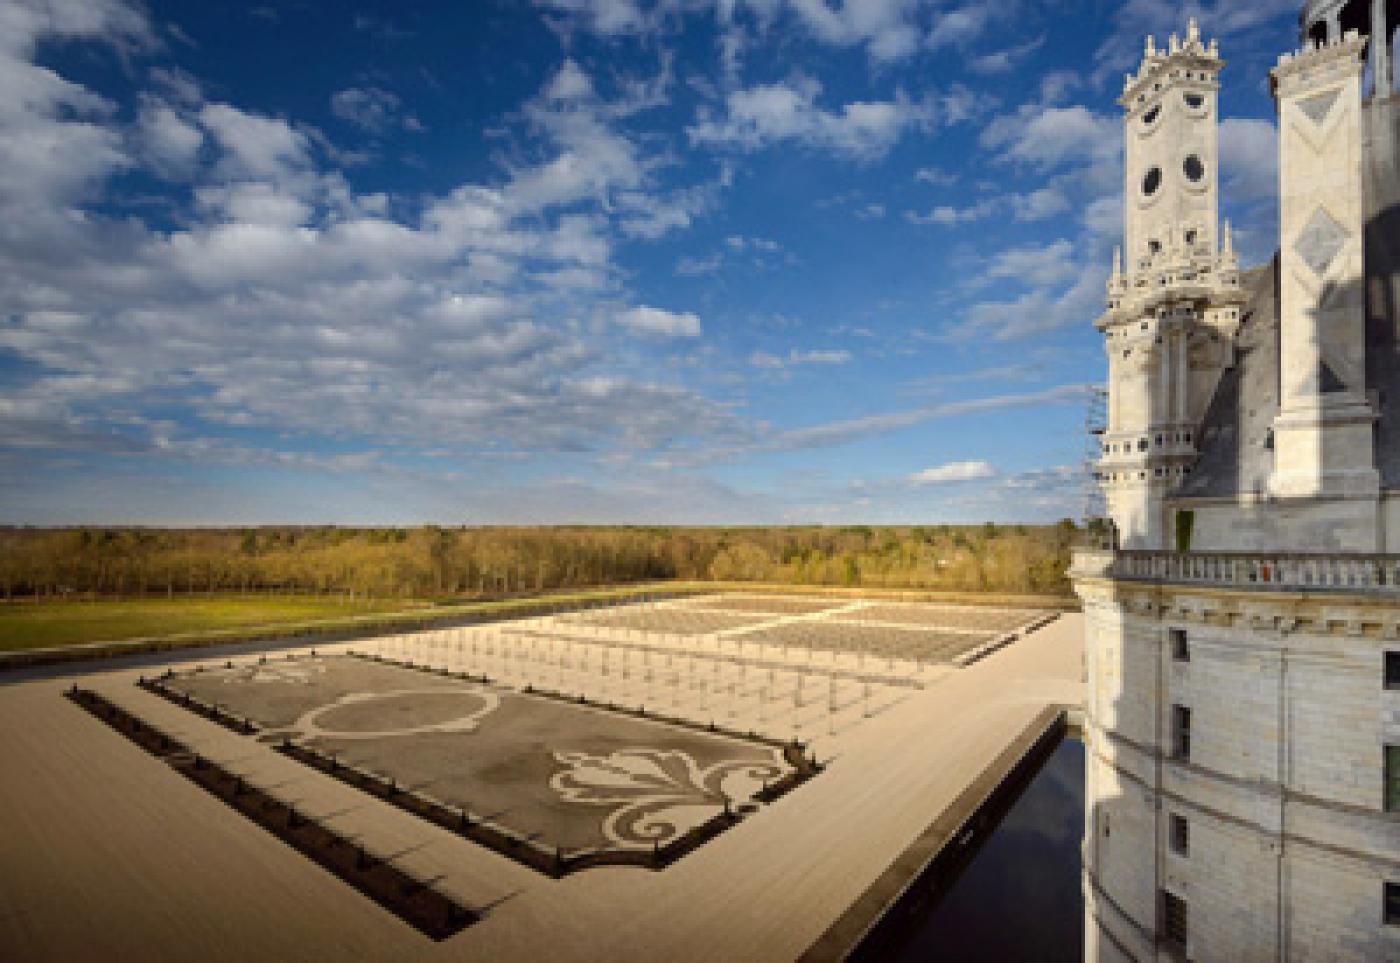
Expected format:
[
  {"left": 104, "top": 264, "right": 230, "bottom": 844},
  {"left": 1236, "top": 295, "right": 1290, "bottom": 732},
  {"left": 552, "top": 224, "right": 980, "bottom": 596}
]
[
  {"left": 1142, "top": 167, "right": 1162, "bottom": 196},
  {"left": 1183, "top": 155, "right": 1204, "bottom": 182},
  {"left": 1184, "top": 92, "right": 1204, "bottom": 109},
  {"left": 1143, "top": 105, "right": 1160, "bottom": 125}
]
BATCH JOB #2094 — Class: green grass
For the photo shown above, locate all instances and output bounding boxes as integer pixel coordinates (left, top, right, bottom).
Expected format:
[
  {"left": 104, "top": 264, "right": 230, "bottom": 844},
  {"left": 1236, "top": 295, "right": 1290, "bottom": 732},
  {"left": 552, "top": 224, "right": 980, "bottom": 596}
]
[
  {"left": 0, "top": 595, "right": 420, "bottom": 652},
  {"left": 0, "top": 580, "right": 1075, "bottom": 659}
]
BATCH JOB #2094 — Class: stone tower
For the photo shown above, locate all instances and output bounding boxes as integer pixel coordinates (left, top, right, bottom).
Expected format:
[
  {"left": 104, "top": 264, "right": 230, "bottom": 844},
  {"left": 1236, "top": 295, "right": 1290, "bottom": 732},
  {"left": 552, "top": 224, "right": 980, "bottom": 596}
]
[
  {"left": 1076, "top": 3, "right": 1400, "bottom": 959},
  {"left": 1095, "top": 19, "right": 1245, "bottom": 549},
  {"left": 1269, "top": 30, "right": 1381, "bottom": 507}
]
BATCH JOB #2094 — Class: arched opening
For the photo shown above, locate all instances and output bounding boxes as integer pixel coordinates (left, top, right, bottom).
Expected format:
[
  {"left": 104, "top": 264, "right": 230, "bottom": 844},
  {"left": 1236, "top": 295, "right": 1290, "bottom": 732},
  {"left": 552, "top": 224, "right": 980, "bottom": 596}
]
[
  {"left": 1303, "top": 0, "right": 1399, "bottom": 94},
  {"left": 1339, "top": 0, "right": 1370, "bottom": 36}
]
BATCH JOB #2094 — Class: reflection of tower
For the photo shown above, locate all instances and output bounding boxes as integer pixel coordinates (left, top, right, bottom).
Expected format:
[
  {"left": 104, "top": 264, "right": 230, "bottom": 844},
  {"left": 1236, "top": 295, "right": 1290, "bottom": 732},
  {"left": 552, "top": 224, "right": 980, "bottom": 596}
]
[
  {"left": 1076, "top": 6, "right": 1400, "bottom": 961},
  {"left": 1095, "top": 19, "right": 1244, "bottom": 549}
]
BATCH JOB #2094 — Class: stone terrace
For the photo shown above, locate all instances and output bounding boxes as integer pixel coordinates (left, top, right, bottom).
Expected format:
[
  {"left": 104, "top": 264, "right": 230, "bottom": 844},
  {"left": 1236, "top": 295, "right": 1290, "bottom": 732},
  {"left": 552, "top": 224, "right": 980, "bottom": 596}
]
[{"left": 0, "top": 592, "right": 1075, "bottom": 963}]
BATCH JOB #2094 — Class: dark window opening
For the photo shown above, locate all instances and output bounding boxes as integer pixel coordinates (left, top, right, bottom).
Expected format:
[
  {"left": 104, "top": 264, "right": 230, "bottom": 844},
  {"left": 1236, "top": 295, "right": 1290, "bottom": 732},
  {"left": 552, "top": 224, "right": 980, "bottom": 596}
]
[
  {"left": 1172, "top": 705, "right": 1191, "bottom": 761},
  {"left": 1143, "top": 104, "right": 1161, "bottom": 124},
  {"left": 1162, "top": 891, "right": 1188, "bottom": 951},
  {"left": 1170, "top": 629, "right": 1189, "bottom": 662},
  {"left": 1143, "top": 167, "right": 1162, "bottom": 196},
  {"left": 1184, "top": 155, "right": 1205, "bottom": 182},
  {"left": 1169, "top": 813, "right": 1189, "bottom": 856},
  {"left": 1386, "top": 882, "right": 1400, "bottom": 926},
  {"left": 1386, "top": 651, "right": 1400, "bottom": 690},
  {"left": 1386, "top": 745, "right": 1400, "bottom": 813},
  {"left": 1185, "top": 92, "right": 1204, "bottom": 109}
]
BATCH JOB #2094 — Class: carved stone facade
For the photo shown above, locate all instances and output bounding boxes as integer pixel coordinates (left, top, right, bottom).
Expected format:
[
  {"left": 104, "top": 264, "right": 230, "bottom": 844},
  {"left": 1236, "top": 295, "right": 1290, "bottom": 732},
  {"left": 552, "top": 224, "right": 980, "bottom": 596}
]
[
  {"left": 1271, "top": 33, "right": 1380, "bottom": 506},
  {"left": 1076, "top": 561, "right": 1400, "bottom": 961},
  {"left": 1077, "top": 5, "right": 1400, "bottom": 959},
  {"left": 1096, "top": 20, "right": 1245, "bottom": 551}
]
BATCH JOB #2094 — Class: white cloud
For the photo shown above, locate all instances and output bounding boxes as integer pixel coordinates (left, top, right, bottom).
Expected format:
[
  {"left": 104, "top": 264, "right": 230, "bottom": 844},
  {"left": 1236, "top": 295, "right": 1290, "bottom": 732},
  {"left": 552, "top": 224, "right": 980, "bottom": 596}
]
[
  {"left": 688, "top": 74, "right": 933, "bottom": 162},
  {"left": 969, "top": 37, "right": 1044, "bottom": 75},
  {"left": 914, "top": 165, "right": 957, "bottom": 187},
  {"left": 980, "top": 105, "right": 1119, "bottom": 170},
  {"left": 535, "top": 0, "right": 649, "bottom": 36},
  {"left": 1038, "top": 69, "right": 1082, "bottom": 105},
  {"left": 905, "top": 199, "right": 997, "bottom": 226},
  {"left": 617, "top": 305, "right": 702, "bottom": 337},
  {"left": 726, "top": 234, "right": 782, "bottom": 252},
  {"left": 1010, "top": 186, "right": 1070, "bottom": 221},
  {"left": 908, "top": 460, "right": 996, "bottom": 484},
  {"left": 659, "top": 384, "right": 1087, "bottom": 467},
  {"left": 906, "top": 189, "right": 1067, "bottom": 227},
  {"left": 784, "top": 0, "right": 925, "bottom": 62},
  {"left": 675, "top": 252, "right": 722, "bottom": 275},
  {"left": 545, "top": 58, "right": 595, "bottom": 101},
  {"left": 986, "top": 239, "right": 1078, "bottom": 287},
  {"left": 926, "top": 4, "right": 992, "bottom": 49},
  {"left": 330, "top": 86, "right": 412, "bottom": 134},
  {"left": 1218, "top": 116, "right": 1277, "bottom": 204},
  {"left": 1082, "top": 195, "right": 1122, "bottom": 237},
  {"left": 0, "top": 9, "right": 742, "bottom": 472},
  {"left": 135, "top": 98, "right": 203, "bottom": 179},
  {"left": 948, "top": 253, "right": 1108, "bottom": 342},
  {"left": 750, "top": 348, "right": 852, "bottom": 368},
  {"left": 536, "top": 1, "right": 936, "bottom": 67},
  {"left": 198, "top": 103, "right": 311, "bottom": 179}
]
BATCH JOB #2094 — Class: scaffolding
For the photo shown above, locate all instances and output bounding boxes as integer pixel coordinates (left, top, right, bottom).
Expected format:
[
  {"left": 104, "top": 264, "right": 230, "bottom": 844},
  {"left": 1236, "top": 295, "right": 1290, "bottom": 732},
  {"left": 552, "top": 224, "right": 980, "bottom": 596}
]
[{"left": 1082, "top": 384, "right": 1108, "bottom": 526}]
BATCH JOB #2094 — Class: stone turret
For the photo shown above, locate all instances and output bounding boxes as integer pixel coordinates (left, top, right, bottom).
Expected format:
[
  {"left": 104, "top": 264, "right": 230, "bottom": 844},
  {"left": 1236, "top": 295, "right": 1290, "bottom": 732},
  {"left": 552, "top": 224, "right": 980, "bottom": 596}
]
[{"left": 1094, "top": 19, "right": 1246, "bottom": 549}]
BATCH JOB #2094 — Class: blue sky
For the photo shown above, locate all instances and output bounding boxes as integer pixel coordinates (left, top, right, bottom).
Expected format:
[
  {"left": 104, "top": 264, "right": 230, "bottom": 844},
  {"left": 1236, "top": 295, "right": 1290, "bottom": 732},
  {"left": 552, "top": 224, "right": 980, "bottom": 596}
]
[{"left": 0, "top": 0, "right": 1299, "bottom": 525}]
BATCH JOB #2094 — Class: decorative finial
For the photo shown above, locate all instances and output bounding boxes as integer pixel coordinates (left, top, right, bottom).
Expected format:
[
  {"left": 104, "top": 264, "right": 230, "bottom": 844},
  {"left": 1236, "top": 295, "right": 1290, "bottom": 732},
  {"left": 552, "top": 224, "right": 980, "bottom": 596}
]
[
  {"left": 1188, "top": 18, "right": 1200, "bottom": 44},
  {"left": 1112, "top": 246, "right": 1122, "bottom": 278},
  {"left": 1145, "top": 35, "right": 1156, "bottom": 58},
  {"left": 1222, "top": 219, "right": 1234, "bottom": 256},
  {"left": 1169, "top": 33, "right": 1180, "bottom": 54}
]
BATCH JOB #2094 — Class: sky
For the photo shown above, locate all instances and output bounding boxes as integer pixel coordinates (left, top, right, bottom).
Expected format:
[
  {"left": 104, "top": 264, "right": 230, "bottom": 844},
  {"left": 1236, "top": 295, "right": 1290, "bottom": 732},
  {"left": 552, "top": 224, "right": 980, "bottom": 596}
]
[{"left": 0, "top": 0, "right": 1301, "bottom": 526}]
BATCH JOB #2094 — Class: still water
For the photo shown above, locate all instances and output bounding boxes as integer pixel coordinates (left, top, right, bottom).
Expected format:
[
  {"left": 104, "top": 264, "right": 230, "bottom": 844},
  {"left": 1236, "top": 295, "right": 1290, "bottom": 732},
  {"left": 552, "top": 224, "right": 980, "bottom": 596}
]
[{"left": 887, "top": 736, "right": 1086, "bottom": 962}]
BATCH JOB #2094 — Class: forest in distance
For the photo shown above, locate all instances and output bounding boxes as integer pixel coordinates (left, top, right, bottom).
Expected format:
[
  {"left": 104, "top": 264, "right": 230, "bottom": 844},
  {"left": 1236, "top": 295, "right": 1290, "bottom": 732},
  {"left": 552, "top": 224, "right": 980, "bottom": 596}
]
[{"left": 0, "top": 522, "right": 1082, "bottom": 601}]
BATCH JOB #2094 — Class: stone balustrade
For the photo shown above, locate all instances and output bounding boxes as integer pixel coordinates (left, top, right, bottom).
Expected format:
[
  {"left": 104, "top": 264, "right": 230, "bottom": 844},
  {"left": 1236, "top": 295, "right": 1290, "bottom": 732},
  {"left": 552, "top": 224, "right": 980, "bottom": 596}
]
[{"left": 1071, "top": 547, "right": 1400, "bottom": 593}]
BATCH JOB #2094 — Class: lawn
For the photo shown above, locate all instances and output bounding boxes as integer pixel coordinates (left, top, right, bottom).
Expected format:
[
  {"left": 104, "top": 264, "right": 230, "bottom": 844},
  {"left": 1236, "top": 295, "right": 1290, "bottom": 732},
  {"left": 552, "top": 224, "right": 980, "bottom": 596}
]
[{"left": 0, "top": 595, "right": 420, "bottom": 652}]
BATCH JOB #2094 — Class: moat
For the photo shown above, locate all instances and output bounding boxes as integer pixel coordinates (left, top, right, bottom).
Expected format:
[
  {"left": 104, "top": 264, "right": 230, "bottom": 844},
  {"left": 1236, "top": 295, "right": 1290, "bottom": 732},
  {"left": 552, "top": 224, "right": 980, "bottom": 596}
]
[{"left": 882, "top": 736, "right": 1086, "bottom": 961}]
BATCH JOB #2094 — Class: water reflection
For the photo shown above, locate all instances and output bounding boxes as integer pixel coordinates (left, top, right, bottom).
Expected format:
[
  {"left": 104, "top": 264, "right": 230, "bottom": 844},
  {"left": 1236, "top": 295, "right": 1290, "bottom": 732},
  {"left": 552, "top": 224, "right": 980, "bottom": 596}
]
[{"left": 886, "top": 737, "right": 1086, "bottom": 962}]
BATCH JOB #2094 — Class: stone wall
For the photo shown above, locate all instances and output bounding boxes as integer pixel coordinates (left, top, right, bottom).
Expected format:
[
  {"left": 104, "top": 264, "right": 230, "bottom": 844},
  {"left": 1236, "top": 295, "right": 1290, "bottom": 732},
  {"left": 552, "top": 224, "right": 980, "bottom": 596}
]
[{"left": 1076, "top": 572, "right": 1400, "bottom": 959}]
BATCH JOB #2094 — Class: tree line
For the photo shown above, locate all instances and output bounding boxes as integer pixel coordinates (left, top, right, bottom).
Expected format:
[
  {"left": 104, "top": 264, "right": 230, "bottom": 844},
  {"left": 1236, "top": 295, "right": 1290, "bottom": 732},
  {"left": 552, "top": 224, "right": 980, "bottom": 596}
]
[{"left": 0, "top": 522, "right": 1079, "bottom": 601}]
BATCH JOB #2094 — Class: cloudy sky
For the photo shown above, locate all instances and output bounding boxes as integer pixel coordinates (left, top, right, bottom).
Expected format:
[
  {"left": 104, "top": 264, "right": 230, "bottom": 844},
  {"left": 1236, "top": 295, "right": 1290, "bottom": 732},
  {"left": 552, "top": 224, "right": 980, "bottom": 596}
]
[{"left": 0, "top": 0, "right": 1298, "bottom": 525}]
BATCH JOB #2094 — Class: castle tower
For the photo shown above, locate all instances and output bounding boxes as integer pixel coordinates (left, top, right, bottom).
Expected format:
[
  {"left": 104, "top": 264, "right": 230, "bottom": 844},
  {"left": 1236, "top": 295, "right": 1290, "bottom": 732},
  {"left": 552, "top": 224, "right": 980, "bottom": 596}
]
[
  {"left": 1095, "top": 19, "right": 1245, "bottom": 549},
  {"left": 1268, "top": 30, "right": 1381, "bottom": 507},
  {"left": 1076, "top": 6, "right": 1400, "bottom": 959}
]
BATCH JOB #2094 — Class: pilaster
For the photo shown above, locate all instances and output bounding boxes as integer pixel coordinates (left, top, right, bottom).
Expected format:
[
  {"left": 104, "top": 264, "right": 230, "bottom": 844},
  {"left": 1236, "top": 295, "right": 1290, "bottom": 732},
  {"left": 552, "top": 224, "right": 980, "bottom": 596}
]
[{"left": 1269, "top": 32, "right": 1380, "bottom": 502}]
